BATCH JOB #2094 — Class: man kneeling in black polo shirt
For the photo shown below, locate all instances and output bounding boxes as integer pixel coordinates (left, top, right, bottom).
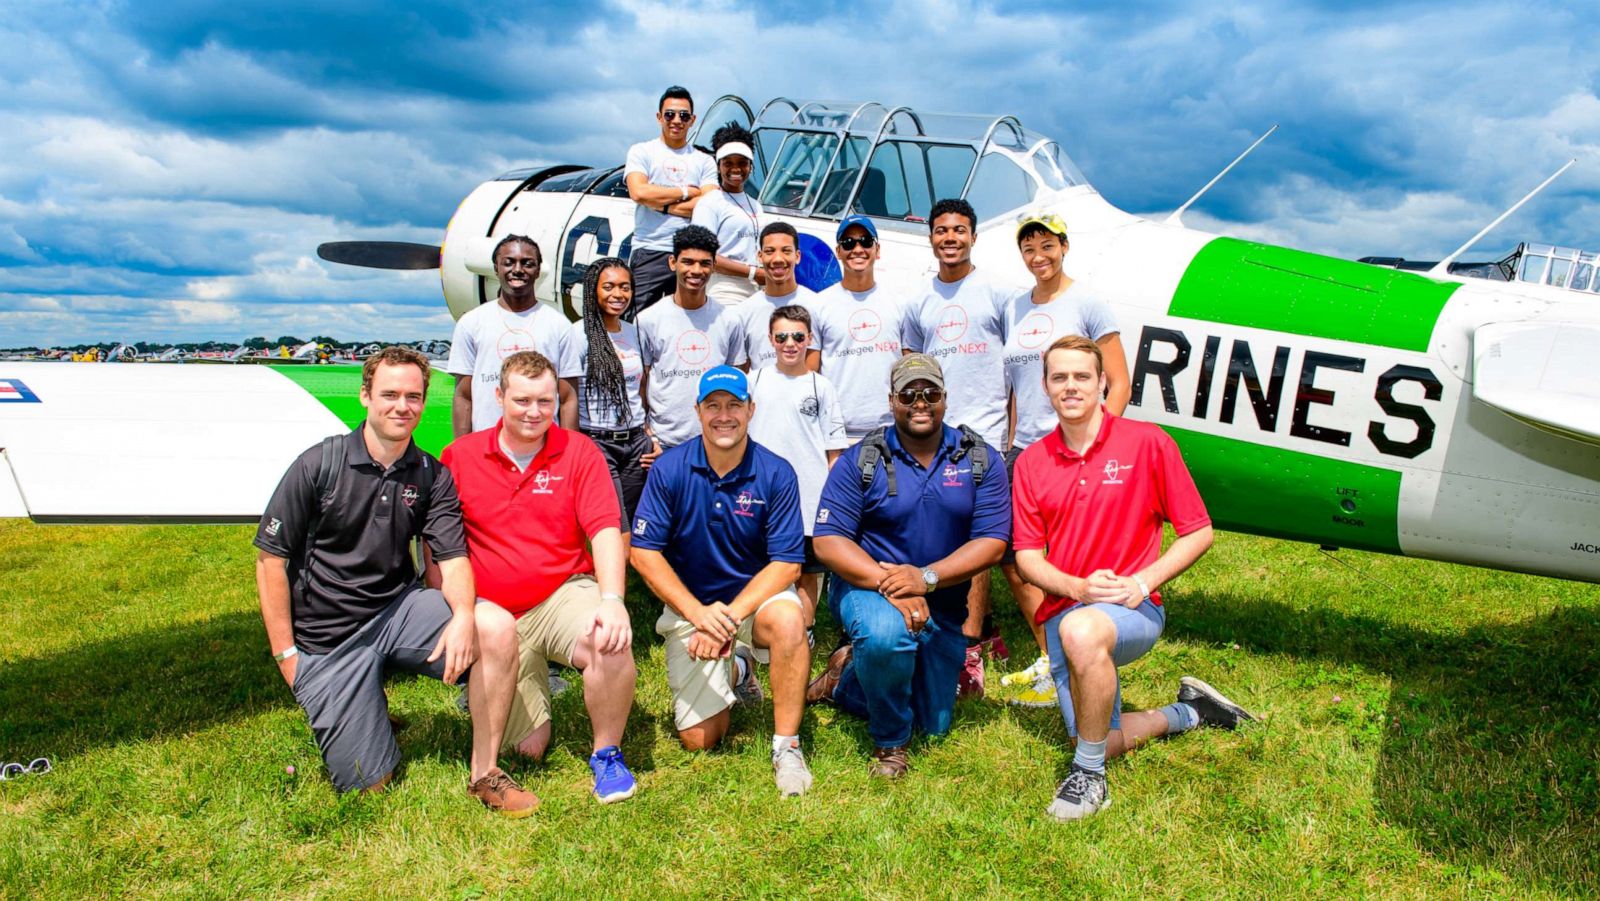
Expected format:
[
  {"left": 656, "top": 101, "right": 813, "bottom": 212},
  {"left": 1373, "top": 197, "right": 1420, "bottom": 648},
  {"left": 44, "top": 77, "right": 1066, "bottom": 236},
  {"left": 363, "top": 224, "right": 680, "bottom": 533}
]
[{"left": 254, "top": 347, "right": 535, "bottom": 816}]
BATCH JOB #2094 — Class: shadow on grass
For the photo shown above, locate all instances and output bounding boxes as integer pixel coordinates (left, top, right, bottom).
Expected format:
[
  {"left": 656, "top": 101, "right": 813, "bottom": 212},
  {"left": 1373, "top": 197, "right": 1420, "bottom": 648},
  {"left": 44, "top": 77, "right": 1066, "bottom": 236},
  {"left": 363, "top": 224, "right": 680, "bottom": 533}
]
[{"left": 1171, "top": 589, "right": 1600, "bottom": 896}]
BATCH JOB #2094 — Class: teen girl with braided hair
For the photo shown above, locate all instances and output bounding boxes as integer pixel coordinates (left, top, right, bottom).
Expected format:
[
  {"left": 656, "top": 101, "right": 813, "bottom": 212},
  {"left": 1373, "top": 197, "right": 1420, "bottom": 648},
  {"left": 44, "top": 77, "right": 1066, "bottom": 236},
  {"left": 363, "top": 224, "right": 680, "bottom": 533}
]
[{"left": 571, "top": 258, "right": 658, "bottom": 532}]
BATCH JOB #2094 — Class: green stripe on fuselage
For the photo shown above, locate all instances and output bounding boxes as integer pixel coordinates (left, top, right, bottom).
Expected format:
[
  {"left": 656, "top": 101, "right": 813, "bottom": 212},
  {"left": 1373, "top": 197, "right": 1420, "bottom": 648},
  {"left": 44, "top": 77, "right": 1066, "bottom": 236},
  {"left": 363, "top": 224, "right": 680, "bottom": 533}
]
[
  {"left": 1169, "top": 238, "right": 1459, "bottom": 352},
  {"left": 1164, "top": 425, "right": 1401, "bottom": 553},
  {"left": 268, "top": 364, "right": 455, "bottom": 456}
]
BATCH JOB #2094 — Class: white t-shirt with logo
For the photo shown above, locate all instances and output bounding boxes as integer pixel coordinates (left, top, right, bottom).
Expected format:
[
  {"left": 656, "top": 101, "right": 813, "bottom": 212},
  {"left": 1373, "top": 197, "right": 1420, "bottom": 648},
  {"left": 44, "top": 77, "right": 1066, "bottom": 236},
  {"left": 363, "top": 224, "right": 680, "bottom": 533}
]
[
  {"left": 447, "top": 301, "right": 582, "bottom": 432},
  {"left": 732, "top": 286, "right": 818, "bottom": 371},
  {"left": 900, "top": 270, "right": 1011, "bottom": 448},
  {"left": 690, "top": 189, "right": 761, "bottom": 263},
  {"left": 811, "top": 282, "right": 904, "bottom": 438},
  {"left": 748, "top": 367, "right": 848, "bottom": 535},
  {"left": 625, "top": 138, "right": 717, "bottom": 252},
  {"left": 571, "top": 319, "right": 647, "bottom": 431},
  {"left": 635, "top": 298, "right": 743, "bottom": 447},
  {"left": 1003, "top": 284, "right": 1120, "bottom": 449}
]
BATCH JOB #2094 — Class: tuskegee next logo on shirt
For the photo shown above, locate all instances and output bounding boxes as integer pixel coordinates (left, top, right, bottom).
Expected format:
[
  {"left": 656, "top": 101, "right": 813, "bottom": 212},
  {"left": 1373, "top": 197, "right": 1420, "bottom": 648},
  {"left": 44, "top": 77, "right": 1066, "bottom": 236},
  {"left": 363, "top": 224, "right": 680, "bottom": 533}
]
[
  {"left": 530, "top": 470, "right": 565, "bottom": 495},
  {"left": 941, "top": 464, "right": 971, "bottom": 488}
]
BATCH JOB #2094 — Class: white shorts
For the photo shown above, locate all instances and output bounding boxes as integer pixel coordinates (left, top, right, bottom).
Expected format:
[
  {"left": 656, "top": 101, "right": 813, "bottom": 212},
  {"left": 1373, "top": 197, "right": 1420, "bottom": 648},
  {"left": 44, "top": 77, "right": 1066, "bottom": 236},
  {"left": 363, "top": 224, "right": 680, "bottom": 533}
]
[{"left": 655, "top": 589, "right": 802, "bottom": 730}]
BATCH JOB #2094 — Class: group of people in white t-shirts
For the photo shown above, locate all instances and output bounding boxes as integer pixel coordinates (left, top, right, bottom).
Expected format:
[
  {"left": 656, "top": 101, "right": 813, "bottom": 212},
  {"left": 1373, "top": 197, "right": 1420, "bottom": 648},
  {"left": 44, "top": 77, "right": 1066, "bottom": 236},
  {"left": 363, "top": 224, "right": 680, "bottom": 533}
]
[{"left": 445, "top": 85, "right": 1136, "bottom": 711}]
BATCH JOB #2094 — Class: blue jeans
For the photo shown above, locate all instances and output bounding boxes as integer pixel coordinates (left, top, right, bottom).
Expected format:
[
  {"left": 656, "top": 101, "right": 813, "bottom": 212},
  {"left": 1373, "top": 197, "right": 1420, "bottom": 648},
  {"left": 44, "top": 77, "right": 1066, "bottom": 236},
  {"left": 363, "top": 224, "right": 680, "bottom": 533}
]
[
  {"left": 830, "top": 586, "right": 968, "bottom": 748},
  {"left": 1044, "top": 600, "right": 1165, "bottom": 738}
]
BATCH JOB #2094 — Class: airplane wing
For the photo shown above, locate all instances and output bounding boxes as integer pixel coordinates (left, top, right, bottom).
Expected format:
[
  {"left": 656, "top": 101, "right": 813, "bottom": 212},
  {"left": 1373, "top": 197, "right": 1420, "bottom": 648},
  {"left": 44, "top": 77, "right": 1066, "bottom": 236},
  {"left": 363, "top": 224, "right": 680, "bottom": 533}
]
[
  {"left": 0, "top": 363, "right": 453, "bottom": 523},
  {"left": 1472, "top": 321, "right": 1600, "bottom": 446}
]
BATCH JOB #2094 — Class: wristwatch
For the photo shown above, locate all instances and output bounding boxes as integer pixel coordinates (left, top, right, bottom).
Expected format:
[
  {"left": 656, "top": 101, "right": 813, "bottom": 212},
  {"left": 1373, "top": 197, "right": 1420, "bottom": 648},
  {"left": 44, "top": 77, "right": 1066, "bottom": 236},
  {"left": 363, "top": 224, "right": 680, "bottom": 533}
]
[
  {"left": 921, "top": 568, "right": 939, "bottom": 592},
  {"left": 1132, "top": 575, "right": 1151, "bottom": 602}
]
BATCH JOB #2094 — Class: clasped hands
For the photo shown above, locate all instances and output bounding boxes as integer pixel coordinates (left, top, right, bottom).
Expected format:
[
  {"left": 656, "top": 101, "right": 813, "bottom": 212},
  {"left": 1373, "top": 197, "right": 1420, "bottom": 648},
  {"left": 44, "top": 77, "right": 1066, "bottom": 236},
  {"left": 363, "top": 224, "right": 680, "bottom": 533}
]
[
  {"left": 874, "top": 562, "right": 931, "bottom": 634},
  {"left": 1081, "top": 569, "right": 1147, "bottom": 609},
  {"left": 685, "top": 601, "right": 741, "bottom": 660}
]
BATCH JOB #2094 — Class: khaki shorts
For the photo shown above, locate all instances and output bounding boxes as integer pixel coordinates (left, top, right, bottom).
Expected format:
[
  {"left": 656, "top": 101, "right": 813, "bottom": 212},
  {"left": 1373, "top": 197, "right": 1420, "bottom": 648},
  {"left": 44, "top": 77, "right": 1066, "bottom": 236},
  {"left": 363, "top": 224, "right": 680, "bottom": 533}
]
[
  {"left": 503, "top": 575, "right": 602, "bottom": 751},
  {"left": 655, "top": 589, "right": 802, "bottom": 731}
]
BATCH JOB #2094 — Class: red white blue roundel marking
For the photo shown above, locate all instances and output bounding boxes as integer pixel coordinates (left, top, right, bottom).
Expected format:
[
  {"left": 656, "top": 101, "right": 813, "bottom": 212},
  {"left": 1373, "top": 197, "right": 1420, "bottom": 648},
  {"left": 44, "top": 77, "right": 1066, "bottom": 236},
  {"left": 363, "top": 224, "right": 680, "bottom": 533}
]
[{"left": 0, "top": 379, "right": 40, "bottom": 403}]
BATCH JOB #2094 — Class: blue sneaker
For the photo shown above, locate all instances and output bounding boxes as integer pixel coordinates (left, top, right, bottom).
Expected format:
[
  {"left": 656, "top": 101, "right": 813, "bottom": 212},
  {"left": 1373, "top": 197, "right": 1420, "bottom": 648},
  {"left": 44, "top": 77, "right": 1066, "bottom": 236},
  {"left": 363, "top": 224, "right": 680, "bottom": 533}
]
[{"left": 589, "top": 745, "right": 637, "bottom": 804}]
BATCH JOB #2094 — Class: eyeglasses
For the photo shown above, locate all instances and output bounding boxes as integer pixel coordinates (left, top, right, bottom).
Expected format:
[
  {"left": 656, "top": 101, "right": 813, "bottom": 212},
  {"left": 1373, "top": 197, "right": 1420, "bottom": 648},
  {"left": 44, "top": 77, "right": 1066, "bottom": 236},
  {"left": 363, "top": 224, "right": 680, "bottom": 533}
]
[
  {"left": 895, "top": 387, "right": 945, "bottom": 406},
  {"left": 1015, "top": 210, "right": 1068, "bottom": 240},
  {"left": 772, "top": 331, "right": 808, "bottom": 344},
  {"left": 661, "top": 109, "right": 694, "bottom": 122},
  {"left": 838, "top": 235, "right": 876, "bottom": 251},
  {"left": 0, "top": 758, "right": 51, "bottom": 780}
]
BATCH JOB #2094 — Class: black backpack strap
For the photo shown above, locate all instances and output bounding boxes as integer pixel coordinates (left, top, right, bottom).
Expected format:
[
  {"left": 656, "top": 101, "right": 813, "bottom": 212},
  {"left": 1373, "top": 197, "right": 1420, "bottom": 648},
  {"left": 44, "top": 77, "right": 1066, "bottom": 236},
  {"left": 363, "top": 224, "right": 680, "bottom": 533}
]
[
  {"left": 298, "top": 434, "right": 344, "bottom": 593},
  {"left": 856, "top": 426, "right": 897, "bottom": 497},
  {"left": 953, "top": 425, "right": 989, "bottom": 486}
]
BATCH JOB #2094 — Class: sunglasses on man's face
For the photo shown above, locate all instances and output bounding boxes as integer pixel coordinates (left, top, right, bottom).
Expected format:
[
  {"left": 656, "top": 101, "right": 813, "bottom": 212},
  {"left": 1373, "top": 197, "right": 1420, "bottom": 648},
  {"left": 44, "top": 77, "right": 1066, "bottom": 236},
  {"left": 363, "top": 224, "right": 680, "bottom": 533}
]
[
  {"left": 772, "top": 331, "right": 808, "bottom": 345},
  {"left": 895, "top": 387, "right": 945, "bottom": 406},
  {"left": 660, "top": 109, "right": 694, "bottom": 122},
  {"left": 838, "top": 235, "right": 876, "bottom": 251}
]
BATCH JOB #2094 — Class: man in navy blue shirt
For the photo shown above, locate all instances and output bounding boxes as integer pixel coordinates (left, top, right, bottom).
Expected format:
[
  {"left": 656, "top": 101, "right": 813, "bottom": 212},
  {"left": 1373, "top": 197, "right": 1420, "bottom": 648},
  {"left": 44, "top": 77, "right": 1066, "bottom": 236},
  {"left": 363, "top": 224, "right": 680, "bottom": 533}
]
[
  {"left": 808, "top": 353, "right": 1010, "bottom": 778},
  {"left": 630, "top": 366, "right": 816, "bottom": 797}
]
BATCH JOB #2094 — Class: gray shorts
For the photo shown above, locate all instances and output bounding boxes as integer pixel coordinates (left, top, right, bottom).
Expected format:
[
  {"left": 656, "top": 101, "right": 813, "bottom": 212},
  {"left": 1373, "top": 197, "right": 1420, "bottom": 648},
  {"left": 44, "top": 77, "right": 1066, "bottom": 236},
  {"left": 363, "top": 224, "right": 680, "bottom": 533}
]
[{"left": 290, "top": 584, "right": 459, "bottom": 792}]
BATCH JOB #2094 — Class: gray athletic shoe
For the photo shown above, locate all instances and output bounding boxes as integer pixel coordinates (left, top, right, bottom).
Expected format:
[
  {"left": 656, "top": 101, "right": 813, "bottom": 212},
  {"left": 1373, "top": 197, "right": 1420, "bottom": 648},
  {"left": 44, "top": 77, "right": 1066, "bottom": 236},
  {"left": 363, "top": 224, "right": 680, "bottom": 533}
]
[
  {"left": 772, "top": 739, "right": 813, "bottom": 797},
  {"left": 1177, "top": 676, "right": 1256, "bottom": 730},
  {"left": 733, "top": 646, "right": 764, "bottom": 706},
  {"left": 1047, "top": 765, "right": 1111, "bottom": 821},
  {"left": 549, "top": 664, "right": 571, "bottom": 698}
]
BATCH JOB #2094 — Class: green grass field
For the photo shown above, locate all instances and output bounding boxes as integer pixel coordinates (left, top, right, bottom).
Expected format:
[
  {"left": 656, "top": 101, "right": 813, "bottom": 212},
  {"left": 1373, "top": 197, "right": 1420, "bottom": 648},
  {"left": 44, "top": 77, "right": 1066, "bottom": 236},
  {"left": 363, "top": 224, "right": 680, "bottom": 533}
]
[{"left": 1, "top": 521, "right": 1596, "bottom": 899}]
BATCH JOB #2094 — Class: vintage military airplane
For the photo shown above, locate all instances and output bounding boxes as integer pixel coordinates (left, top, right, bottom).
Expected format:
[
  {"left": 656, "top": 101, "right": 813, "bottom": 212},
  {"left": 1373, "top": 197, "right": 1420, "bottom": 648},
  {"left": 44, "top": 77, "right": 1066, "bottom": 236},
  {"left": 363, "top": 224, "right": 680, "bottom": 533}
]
[{"left": 3, "top": 95, "right": 1597, "bottom": 585}]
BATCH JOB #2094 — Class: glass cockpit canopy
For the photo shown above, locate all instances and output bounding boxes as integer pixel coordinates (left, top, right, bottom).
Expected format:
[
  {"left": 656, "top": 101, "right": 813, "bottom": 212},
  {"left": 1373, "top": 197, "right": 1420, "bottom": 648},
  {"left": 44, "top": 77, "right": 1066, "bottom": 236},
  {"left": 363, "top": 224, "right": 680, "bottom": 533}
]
[{"left": 692, "top": 96, "right": 1087, "bottom": 230}]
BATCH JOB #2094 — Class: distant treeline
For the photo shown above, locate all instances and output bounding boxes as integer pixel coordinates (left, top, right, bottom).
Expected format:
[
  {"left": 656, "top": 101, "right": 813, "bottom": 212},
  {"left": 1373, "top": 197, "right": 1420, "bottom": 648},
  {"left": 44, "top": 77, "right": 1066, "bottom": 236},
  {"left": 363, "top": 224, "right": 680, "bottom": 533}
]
[{"left": 4, "top": 337, "right": 421, "bottom": 353}]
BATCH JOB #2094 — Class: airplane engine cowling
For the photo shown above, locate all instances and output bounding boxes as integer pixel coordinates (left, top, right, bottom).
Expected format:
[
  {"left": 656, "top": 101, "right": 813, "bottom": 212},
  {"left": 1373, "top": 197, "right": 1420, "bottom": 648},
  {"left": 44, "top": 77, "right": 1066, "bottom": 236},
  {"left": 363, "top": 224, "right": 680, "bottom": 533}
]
[{"left": 439, "top": 168, "right": 590, "bottom": 321}]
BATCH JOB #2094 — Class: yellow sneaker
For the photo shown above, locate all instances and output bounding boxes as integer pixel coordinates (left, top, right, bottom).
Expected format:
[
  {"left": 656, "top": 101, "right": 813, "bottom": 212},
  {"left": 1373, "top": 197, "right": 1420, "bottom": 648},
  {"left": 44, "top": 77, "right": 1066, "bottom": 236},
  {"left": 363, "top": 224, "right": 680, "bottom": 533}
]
[
  {"left": 1000, "top": 655, "right": 1049, "bottom": 687},
  {"left": 1008, "top": 670, "right": 1058, "bottom": 708}
]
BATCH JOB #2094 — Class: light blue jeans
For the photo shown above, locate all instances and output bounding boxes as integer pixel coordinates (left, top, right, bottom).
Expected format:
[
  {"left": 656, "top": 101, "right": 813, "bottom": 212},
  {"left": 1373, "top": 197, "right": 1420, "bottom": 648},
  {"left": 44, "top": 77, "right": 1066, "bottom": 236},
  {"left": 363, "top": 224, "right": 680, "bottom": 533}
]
[{"left": 1044, "top": 600, "right": 1165, "bottom": 737}]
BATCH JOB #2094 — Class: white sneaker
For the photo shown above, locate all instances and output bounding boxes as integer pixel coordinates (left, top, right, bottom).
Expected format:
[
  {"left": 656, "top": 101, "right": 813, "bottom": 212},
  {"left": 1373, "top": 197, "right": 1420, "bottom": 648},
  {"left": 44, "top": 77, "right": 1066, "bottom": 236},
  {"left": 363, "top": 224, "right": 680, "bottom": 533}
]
[{"left": 772, "top": 740, "right": 813, "bottom": 797}]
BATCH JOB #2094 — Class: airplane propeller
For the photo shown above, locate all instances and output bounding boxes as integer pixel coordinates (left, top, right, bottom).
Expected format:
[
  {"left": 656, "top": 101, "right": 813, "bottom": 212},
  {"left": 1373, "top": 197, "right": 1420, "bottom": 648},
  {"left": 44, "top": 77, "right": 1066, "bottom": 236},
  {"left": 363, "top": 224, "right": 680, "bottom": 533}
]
[{"left": 316, "top": 241, "right": 441, "bottom": 270}]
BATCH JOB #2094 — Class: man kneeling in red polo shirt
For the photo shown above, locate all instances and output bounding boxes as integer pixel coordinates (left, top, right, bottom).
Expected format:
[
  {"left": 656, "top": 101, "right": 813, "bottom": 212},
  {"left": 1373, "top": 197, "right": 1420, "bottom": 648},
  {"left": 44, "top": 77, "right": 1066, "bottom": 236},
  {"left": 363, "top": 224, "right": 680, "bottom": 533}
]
[
  {"left": 1012, "top": 335, "right": 1257, "bottom": 822},
  {"left": 441, "top": 351, "right": 639, "bottom": 805}
]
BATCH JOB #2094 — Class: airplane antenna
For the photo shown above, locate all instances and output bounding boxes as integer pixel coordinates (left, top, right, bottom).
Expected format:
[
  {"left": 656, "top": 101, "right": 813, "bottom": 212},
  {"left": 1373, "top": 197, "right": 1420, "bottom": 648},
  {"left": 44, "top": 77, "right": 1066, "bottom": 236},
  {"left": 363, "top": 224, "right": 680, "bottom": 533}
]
[
  {"left": 1165, "top": 124, "right": 1278, "bottom": 225},
  {"left": 1427, "top": 158, "right": 1575, "bottom": 277}
]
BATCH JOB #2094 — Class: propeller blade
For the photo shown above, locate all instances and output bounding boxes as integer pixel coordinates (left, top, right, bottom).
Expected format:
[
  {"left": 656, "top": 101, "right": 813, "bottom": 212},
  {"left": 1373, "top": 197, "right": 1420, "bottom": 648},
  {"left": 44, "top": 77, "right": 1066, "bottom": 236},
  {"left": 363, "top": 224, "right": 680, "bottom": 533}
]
[{"left": 317, "top": 241, "right": 441, "bottom": 270}]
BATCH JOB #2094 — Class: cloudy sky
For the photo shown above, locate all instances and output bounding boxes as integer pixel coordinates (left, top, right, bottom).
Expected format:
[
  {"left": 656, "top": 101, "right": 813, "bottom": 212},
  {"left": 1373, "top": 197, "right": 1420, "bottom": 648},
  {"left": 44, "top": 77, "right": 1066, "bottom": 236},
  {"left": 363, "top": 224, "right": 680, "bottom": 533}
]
[{"left": 4, "top": 0, "right": 1598, "bottom": 346}]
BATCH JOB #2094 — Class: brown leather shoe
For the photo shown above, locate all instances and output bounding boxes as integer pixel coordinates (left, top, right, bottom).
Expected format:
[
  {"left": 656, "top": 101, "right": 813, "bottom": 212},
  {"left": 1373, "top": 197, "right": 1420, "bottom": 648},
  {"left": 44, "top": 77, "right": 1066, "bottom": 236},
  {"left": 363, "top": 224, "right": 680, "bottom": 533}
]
[
  {"left": 869, "top": 745, "right": 910, "bottom": 779},
  {"left": 806, "top": 644, "right": 853, "bottom": 705},
  {"left": 468, "top": 767, "right": 539, "bottom": 818}
]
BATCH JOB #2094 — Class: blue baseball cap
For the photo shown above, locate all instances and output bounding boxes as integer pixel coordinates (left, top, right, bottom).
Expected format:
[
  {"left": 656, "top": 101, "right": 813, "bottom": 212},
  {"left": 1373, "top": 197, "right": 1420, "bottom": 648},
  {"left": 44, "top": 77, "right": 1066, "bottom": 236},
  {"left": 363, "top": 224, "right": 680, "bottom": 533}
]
[
  {"left": 836, "top": 214, "right": 878, "bottom": 242},
  {"left": 696, "top": 365, "right": 750, "bottom": 403}
]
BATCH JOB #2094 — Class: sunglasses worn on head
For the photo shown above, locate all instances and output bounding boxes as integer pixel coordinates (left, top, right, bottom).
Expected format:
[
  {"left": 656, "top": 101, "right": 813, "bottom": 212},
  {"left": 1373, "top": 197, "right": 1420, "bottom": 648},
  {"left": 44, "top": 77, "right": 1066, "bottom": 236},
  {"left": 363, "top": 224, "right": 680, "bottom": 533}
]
[
  {"left": 772, "top": 331, "right": 808, "bottom": 344},
  {"left": 661, "top": 109, "right": 694, "bottom": 122},
  {"left": 895, "top": 387, "right": 945, "bottom": 406},
  {"left": 838, "top": 235, "right": 876, "bottom": 251}
]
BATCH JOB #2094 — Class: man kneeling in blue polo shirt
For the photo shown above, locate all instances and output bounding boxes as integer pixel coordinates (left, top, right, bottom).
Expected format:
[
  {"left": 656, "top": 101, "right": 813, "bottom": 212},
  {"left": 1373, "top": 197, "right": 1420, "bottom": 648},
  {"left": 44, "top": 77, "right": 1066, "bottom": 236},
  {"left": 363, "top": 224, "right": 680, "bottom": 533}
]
[
  {"left": 807, "top": 353, "right": 1010, "bottom": 778},
  {"left": 629, "top": 366, "right": 816, "bottom": 797}
]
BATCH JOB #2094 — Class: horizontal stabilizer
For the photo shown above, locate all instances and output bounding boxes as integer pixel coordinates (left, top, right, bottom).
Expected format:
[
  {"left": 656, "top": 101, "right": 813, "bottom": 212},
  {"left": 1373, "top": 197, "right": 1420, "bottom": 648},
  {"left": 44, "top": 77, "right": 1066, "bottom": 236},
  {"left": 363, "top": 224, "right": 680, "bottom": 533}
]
[
  {"left": 1473, "top": 321, "right": 1600, "bottom": 445},
  {"left": 0, "top": 363, "right": 346, "bottom": 522}
]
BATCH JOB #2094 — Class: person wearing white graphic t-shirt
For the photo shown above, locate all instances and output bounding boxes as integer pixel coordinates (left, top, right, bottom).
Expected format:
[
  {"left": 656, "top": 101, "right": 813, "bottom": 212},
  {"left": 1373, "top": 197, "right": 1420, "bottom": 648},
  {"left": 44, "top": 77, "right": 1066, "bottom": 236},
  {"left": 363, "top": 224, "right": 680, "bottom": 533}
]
[
  {"left": 447, "top": 235, "right": 581, "bottom": 437},
  {"left": 812, "top": 214, "right": 902, "bottom": 442},
  {"left": 624, "top": 86, "right": 719, "bottom": 318},
  {"left": 636, "top": 226, "right": 744, "bottom": 450},
  {"left": 998, "top": 211, "right": 1131, "bottom": 709},
  {"left": 573, "top": 257, "right": 653, "bottom": 535},
  {"left": 748, "top": 304, "right": 847, "bottom": 624},
  {"left": 692, "top": 122, "right": 766, "bottom": 307},
  {"left": 732, "top": 223, "right": 819, "bottom": 372},
  {"left": 900, "top": 198, "right": 1013, "bottom": 700}
]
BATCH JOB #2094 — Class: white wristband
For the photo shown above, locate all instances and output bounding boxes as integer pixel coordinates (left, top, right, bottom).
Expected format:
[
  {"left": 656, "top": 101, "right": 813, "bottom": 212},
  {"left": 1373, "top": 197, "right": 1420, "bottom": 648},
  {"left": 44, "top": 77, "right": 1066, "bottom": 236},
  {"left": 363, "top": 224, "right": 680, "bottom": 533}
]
[
  {"left": 272, "top": 645, "right": 298, "bottom": 662},
  {"left": 746, "top": 265, "right": 758, "bottom": 284},
  {"left": 679, "top": 185, "right": 689, "bottom": 201},
  {"left": 601, "top": 592, "right": 625, "bottom": 605},
  {"left": 1132, "top": 575, "right": 1151, "bottom": 601}
]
